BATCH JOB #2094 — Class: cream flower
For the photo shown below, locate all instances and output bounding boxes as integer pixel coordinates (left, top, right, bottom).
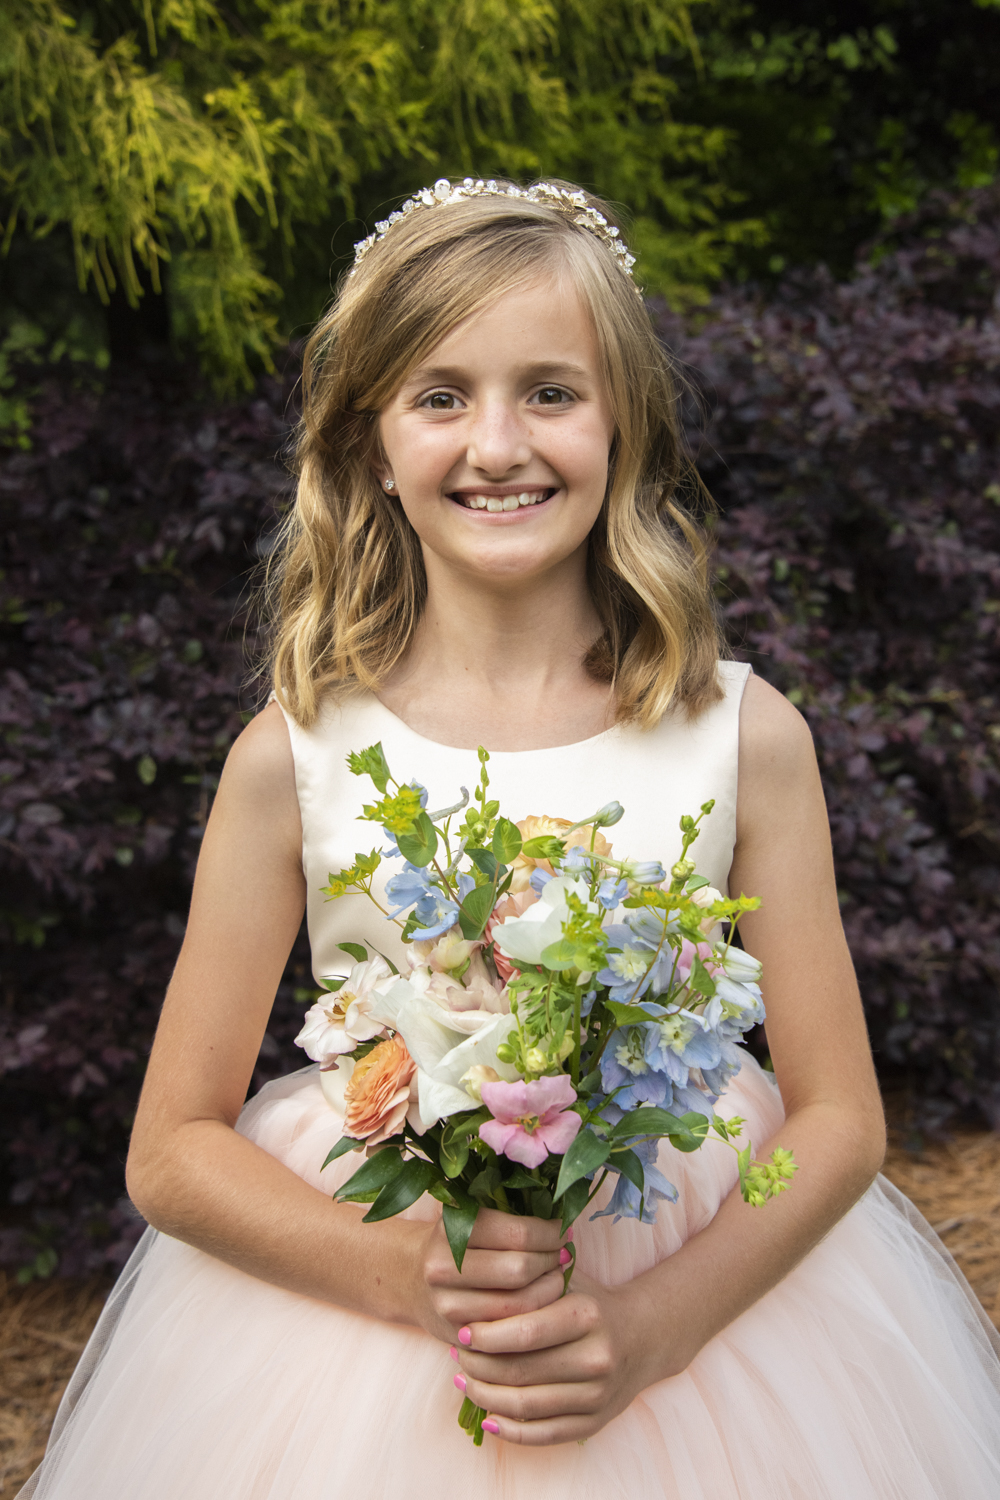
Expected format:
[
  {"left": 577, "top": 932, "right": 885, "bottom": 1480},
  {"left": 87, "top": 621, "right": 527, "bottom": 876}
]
[
  {"left": 485, "top": 888, "right": 538, "bottom": 981},
  {"left": 509, "top": 815, "right": 612, "bottom": 894},
  {"left": 294, "top": 955, "right": 393, "bottom": 1065}
]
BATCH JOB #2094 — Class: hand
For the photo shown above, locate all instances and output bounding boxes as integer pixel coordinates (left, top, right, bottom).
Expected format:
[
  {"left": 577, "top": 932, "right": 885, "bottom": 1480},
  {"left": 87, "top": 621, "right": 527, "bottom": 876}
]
[
  {"left": 405, "top": 1209, "right": 570, "bottom": 1344},
  {"left": 451, "top": 1269, "right": 660, "bottom": 1446}
]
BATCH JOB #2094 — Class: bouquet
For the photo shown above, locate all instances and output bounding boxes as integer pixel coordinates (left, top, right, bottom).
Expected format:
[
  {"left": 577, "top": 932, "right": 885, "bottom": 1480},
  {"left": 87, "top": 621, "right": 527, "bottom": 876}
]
[{"left": 295, "top": 743, "right": 796, "bottom": 1443}]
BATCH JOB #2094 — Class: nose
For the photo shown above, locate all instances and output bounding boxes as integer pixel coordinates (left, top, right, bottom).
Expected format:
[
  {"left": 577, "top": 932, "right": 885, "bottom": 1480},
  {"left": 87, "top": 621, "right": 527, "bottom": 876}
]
[{"left": 465, "top": 396, "right": 531, "bottom": 477}]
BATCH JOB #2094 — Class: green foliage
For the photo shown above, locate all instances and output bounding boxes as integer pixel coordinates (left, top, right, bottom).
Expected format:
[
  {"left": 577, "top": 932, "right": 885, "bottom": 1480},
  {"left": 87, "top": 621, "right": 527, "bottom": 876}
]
[{"left": 1, "top": 0, "right": 757, "bottom": 388}]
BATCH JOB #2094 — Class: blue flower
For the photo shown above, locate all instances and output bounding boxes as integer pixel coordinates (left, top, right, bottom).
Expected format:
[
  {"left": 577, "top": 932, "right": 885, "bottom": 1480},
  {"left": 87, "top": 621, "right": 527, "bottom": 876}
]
[
  {"left": 599, "top": 1026, "right": 673, "bottom": 1110},
  {"left": 703, "top": 976, "right": 765, "bottom": 1039},
  {"left": 529, "top": 868, "right": 554, "bottom": 896},
  {"left": 410, "top": 888, "right": 461, "bottom": 940},
  {"left": 384, "top": 862, "right": 434, "bottom": 916},
  {"left": 643, "top": 1009, "right": 722, "bottom": 1090},
  {"left": 701, "top": 1037, "right": 745, "bottom": 1097},
  {"left": 456, "top": 871, "right": 476, "bottom": 901},
  {"left": 596, "top": 876, "right": 628, "bottom": 910},
  {"left": 591, "top": 1136, "right": 678, "bottom": 1224},
  {"left": 622, "top": 860, "right": 666, "bottom": 886}
]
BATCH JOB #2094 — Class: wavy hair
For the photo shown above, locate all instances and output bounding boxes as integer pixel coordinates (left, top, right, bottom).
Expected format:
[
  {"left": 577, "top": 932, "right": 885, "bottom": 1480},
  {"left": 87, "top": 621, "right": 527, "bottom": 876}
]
[{"left": 267, "top": 180, "right": 722, "bottom": 727}]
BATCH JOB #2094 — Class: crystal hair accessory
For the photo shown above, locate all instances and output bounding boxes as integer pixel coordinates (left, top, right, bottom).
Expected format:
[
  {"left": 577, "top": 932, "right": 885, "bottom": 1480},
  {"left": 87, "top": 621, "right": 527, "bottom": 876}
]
[{"left": 352, "top": 177, "right": 638, "bottom": 283}]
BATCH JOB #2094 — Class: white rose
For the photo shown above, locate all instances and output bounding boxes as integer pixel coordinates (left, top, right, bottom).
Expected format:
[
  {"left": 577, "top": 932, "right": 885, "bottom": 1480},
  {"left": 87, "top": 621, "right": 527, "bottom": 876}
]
[
  {"left": 493, "top": 875, "right": 596, "bottom": 967},
  {"left": 294, "top": 955, "right": 393, "bottom": 1065}
]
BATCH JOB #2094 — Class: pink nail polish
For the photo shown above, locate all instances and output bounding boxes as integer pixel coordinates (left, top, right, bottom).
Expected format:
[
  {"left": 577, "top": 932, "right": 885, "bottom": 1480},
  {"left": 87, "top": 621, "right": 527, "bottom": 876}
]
[
  {"left": 483, "top": 1419, "right": 500, "bottom": 1435},
  {"left": 453, "top": 1374, "right": 466, "bottom": 1393},
  {"left": 559, "top": 1246, "right": 572, "bottom": 1266},
  {"left": 458, "top": 1327, "right": 472, "bottom": 1346},
  {"left": 565, "top": 1226, "right": 575, "bottom": 1243},
  {"left": 449, "top": 1345, "right": 459, "bottom": 1361}
]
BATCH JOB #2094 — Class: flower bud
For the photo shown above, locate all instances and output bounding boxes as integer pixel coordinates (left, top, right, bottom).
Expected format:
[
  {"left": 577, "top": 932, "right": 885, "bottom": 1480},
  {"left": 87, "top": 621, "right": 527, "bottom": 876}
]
[
  {"left": 461, "top": 1064, "right": 501, "bottom": 1103},
  {"left": 495, "top": 1042, "right": 517, "bottom": 1065},
  {"left": 524, "top": 1046, "right": 548, "bottom": 1073},
  {"left": 594, "top": 800, "right": 625, "bottom": 828}
]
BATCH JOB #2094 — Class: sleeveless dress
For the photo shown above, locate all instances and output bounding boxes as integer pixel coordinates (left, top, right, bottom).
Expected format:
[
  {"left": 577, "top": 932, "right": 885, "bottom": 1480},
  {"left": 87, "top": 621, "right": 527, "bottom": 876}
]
[{"left": 20, "top": 662, "right": 1000, "bottom": 1500}]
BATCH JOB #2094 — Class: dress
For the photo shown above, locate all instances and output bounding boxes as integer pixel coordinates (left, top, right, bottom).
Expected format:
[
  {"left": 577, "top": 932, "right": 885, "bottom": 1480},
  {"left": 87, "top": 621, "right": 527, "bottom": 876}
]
[{"left": 20, "top": 662, "right": 1000, "bottom": 1500}]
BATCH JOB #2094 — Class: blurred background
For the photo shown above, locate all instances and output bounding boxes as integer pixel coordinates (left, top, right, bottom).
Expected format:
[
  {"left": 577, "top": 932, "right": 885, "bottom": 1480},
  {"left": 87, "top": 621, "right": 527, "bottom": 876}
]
[{"left": 1, "top": 0, "right": 999, "bottom": 1295}]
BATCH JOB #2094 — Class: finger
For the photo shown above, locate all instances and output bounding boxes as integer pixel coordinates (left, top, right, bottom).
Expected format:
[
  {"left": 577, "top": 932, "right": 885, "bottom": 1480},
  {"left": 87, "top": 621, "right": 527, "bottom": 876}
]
[
  {"left": 462, "top": 1292, "right": 600, "bottom": 1355},
  {"left": 457, "top": 1371, "right": 605, "bottom": 1423},
  {"left": 458, "top": 1336, "right": 613, "bottom": 1388},
  {"left": 435, "top": 1269, "right": 566, "bottom": 1329},
  {"left": 480, "top": 1411, "right": 599, "bottom": 1447},
  {"left": 429, "top": 1245, "right": 567, "bottom": 1291},
  {"left": 467, "top": 1209, "right": 568, "bottom": 1254}
]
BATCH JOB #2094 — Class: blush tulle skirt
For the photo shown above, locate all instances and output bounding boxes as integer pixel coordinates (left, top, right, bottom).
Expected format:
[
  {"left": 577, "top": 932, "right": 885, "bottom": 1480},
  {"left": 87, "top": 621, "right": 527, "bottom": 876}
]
[{"left": 18, "top": 1058, "right": 1000, "bottom": 1500}]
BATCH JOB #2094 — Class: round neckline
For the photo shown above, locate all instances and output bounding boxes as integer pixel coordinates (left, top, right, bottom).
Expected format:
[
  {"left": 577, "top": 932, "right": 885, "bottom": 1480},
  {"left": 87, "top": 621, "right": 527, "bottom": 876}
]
[{"left": 368, "top": 693, "right": 621, "bottom": 756}]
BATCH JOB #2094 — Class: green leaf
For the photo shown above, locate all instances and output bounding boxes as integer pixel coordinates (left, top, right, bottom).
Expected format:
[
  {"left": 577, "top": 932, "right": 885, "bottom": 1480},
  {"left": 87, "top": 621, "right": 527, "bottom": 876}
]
[
  {"left": 441, "top": 1186, "right": 479, "bottom": 1272},
  {"left": 347, "top": 743, "right": 392, "bottom": 793},
  {"left": 396, "top": 810, "right": 438, "bottom": 867},
  {"left": 321, "top": 1135, "right": 364, "bottom": 1170},
  {"left": 501, "top": 1166, "right": 543, "bottom": 1190},
  {"left": 439, "top": 1121, "right": 471, "bottom": 1179},
  {"left": 683, "top": 874, "right": 710, "bottom": 893},
  {"left": 468, "top": 846, "right": 499, "bottom": 880},
  {"left": 611, "top": 1108, "right": 709, "bottom": 1153},
  {"left": 521, "top": 835, "right": 566, "bottom": 860},
  {"left": 362, "top": 1157, "right": 438, "bottom": 1222},
  {"left": 333, "top": 1146, "right": 405, "bottom": 1201},
  {"left": 610, "top": 1146, "right": 645, "bottom": 1194},
  {"left": 554, "top": 1126, "right": 611, "bottom": 1200},
  {"left": 689, "top": 957, "right": 717, "bottom": 999},
  {"left": 337, "top": 942, "right": 369, "bottom": 965},
  {"left": 605, "top": 1000, "right": 658, "bottom": 1028},
  {"left": 558, "top": 1175, "right": 590, "bottom": 1233},
  {"left": 492, "top": 817, "right": 522, "bottom": 864},
  {"left": 458, "top": 882, "right": 496, "bottom": 941},
  {"left": 576, "top": 1068, "right": 603, "bottom": 1096}
]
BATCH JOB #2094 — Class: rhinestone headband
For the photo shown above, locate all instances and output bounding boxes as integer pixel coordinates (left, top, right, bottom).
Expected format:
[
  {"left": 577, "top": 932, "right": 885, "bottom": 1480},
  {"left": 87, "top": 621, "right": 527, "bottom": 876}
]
[{"left": 352, "top": 177, "right": 638, "bottom": 283}]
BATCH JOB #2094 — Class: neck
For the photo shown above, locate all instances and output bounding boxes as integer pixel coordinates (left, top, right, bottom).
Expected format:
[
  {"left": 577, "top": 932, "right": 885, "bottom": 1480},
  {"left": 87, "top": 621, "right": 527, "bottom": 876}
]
[{"left": 379, "top": 549, "right": 614, "bottom": 751}]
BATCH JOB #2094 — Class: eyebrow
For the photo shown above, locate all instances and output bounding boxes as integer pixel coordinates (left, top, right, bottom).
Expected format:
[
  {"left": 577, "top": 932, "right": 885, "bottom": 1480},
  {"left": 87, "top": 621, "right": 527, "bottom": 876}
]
[{"left": 402, "top": 360, "right": 592, "bottom": 387}]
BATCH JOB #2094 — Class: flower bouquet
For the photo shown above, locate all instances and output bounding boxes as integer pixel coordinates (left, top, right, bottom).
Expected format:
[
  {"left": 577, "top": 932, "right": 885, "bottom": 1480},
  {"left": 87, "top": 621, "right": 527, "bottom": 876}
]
[{"left": 295, "top": 743, "right": 796, "bottom": 1444}]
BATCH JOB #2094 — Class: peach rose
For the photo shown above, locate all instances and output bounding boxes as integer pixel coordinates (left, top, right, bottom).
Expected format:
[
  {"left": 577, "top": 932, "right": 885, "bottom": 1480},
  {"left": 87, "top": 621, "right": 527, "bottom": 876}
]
[
  {"left": 342, "top": 1034, "right": 417, "bottom": 1145},
  {"left": 509, "top": 815, "right": 613, "bottom": 894}
]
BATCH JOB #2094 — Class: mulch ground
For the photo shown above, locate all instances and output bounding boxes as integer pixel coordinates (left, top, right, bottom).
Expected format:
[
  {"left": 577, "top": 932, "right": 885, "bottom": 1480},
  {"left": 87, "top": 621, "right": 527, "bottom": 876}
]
[{"left": 2, "top": 1128, "right": 999, "bottom": 1493}]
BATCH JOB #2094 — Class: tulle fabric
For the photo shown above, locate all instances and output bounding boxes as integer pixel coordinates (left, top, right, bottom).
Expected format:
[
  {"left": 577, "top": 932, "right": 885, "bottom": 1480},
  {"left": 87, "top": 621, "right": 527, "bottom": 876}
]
[{"left": 20, "top": 1056, "right": 1000, "bottom": 1500}]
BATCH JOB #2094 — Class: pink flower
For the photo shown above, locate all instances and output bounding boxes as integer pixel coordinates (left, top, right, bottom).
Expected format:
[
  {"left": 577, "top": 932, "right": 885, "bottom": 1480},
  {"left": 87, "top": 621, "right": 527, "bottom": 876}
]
[{"left": 479, "top": 1076, "right": 582, "bottom": 1169}]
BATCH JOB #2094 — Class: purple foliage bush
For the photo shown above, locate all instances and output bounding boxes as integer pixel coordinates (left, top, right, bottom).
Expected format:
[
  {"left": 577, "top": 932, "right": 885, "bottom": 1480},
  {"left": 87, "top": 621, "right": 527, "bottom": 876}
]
[
  {"left": 666, "top": 185, "right": 1000, "bottom": 1132},
  {"left": 1, "top": 188, "right": 998, "bottom": 1276}
]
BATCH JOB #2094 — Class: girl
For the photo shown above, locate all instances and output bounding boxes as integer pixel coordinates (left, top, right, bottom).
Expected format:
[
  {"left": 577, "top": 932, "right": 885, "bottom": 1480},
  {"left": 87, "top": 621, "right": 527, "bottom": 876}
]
[{"left": 21, "top": 179, "right": 1000, "bottom": 1499}]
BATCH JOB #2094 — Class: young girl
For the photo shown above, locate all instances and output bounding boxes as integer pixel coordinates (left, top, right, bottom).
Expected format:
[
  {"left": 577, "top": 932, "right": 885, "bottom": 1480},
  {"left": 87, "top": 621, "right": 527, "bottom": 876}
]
[{"left": 21, "top": 179, "right": 1000, "bottom": 1499}]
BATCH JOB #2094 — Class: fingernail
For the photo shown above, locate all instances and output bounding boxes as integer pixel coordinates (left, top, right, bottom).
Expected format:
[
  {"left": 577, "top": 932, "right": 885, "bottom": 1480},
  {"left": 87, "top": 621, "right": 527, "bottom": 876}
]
[
  {"left": 565, "top": 1226, "right": 575, "bottom": 1242},
  {"left": 453, "top": 1374, "right": 466, "bottom": 1392},
  {"left": 559, "top": 1246, "right": 572, "bottom": 1266},
  {"left": 458, "top": 1327, "right": 472, "bottom": 1346},
  {"left": 483, "top": 1419, "right": 500, "bottom": 1435},
  {"left": 449, "top": 1345, "right": 459, "bottom": 1361}
]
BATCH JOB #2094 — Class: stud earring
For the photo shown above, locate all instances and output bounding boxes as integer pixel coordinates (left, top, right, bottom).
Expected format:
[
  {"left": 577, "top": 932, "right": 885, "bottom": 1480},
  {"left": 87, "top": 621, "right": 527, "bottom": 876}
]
[{"left": 383, "top": 478, "right": 396, "bottom": 492}]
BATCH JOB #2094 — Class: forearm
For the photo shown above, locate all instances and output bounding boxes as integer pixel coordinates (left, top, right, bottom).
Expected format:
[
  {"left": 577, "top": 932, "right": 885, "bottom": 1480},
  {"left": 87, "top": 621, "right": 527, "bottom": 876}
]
[
  {"left": 623, "top": 1099, "right": 886, "bottom": 1382},
  {"left": 127, "top": 1119, "right": 422, "bottom": 1322}
]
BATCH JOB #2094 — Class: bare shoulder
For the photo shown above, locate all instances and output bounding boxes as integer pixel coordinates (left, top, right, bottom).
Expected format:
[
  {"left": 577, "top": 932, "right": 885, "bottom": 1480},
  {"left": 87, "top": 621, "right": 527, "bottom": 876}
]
[
  {"left": 736, "top": 674, "right": 822, "bottom": 842},
  {"left": 738, "top": 672, "right": 815, "bottom": 778},
  {"left": 208, "top": 701, "right": 300, "bottom": 856}
]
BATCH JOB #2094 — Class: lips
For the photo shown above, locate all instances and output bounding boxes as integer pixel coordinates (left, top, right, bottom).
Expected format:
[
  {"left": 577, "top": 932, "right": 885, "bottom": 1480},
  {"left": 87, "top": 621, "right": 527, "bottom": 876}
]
[{"left": 451, "top": 489, "right": 554, "bottom": 512}]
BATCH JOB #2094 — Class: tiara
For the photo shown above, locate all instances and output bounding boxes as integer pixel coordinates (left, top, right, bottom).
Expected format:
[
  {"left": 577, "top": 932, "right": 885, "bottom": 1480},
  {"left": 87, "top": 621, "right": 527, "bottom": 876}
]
[{"left": 351, "top": 177, "right": 638, "bottom": 283}]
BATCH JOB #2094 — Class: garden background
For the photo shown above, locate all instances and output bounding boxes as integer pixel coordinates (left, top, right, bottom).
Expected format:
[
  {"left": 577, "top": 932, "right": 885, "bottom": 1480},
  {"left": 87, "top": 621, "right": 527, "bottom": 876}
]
[{"left": 2, "top": 0, "right": 1000, "bottom": 1292}]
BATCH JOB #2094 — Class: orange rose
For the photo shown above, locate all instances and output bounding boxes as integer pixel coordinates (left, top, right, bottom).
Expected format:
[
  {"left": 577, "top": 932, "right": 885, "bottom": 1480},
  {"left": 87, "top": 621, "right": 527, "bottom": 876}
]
[
  {"left": 343, "top": 1034, "right": 416, "bottom": 1145},
  {"left": 509, "top": 815, "right": 613, "bottom": 894}
]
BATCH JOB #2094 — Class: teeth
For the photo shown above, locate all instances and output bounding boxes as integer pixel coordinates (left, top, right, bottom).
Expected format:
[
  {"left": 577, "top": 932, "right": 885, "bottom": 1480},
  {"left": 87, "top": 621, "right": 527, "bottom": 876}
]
[
  {"left": 486, "top": 497, "right": 503, "bottom": 512},
  {"left": 517, "top": 493, "right": 531, "bottom": 506},
  {"left": 502, "top": 495, "right": 519, "bottom": 511},
  {"left": 458, "top": 491, "right": 547, "bottom": 509}
]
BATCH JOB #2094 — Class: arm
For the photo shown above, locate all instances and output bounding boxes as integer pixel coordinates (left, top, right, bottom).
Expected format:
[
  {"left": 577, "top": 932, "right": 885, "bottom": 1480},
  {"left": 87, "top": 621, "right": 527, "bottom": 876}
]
[
  {"left": 455, "top": 675, "right": 887, "bottom": 1443},
  {"left": 126, "top": 702, "right": 566, "bottom": 1332}
]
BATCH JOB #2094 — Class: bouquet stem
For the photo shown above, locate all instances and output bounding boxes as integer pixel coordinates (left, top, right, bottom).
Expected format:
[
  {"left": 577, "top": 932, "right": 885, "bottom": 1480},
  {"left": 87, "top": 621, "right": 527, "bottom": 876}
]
[{"left": 457, "top": 1395, "right": 488, "bottom": 1446}]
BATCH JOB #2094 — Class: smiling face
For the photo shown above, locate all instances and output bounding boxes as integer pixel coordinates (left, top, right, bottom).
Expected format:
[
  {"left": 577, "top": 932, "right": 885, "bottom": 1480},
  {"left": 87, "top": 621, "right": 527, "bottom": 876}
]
[{"left": 377, "top": 275, "right": 614, "bottom": 589}]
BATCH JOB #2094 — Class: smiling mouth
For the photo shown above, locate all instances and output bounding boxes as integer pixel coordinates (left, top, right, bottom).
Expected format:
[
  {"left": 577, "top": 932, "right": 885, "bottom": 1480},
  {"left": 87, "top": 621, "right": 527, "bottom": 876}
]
[{"left": 450, "top": 488, "right": 556, "bottom": 512}]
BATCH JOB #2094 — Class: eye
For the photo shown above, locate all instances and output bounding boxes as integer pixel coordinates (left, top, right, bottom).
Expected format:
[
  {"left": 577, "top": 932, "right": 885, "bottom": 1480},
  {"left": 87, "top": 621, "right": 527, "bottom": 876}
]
[
  {"left": 532, "top": 386, "right": 573, "bottom": 406},
  {"left": 420, "top": 390, "right": 461, "bottom": 410}
]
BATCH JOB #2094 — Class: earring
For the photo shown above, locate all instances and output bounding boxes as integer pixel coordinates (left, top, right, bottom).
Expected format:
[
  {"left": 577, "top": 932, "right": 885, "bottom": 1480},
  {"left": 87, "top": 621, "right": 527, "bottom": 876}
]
[{"left": 383, "top": 478, "right": 396, "bottom": 492}]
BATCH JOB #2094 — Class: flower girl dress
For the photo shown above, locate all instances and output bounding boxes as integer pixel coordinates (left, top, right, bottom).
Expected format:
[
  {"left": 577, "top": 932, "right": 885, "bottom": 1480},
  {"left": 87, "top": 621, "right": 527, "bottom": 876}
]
[{"left": 20, "top": 663, "right": 1000, "bottom": 1499}]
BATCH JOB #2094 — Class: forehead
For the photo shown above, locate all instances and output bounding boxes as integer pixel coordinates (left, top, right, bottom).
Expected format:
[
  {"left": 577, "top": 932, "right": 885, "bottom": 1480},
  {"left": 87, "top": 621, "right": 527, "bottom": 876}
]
[{"left": 404, "top": 274, "right": 599, "bottom": 381}]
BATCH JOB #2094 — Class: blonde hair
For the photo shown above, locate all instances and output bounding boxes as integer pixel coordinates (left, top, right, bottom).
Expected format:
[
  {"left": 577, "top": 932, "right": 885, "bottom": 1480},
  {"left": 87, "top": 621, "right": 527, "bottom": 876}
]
[{"left": 267, "top": 179, "right": 722, "bottom": 728}]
